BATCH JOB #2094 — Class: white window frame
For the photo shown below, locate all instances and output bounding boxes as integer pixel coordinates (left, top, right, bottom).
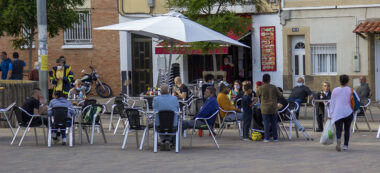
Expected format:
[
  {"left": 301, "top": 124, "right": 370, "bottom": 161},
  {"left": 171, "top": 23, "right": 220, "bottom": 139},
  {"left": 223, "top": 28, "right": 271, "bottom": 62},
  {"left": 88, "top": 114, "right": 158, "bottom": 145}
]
[
  {"left": 311, "top": 43, "right": 337, "bottom": 75},
  {"left": 63, "top": 10, "right": 92, "bottom": 49},
  {"left": 20, "top": 27, "right": 35, "bottom": 49}
]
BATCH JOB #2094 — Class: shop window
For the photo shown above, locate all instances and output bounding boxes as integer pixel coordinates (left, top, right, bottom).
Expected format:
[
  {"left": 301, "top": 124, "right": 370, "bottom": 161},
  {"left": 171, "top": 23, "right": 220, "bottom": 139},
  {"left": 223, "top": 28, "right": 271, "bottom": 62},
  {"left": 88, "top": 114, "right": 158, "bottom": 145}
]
[
  {"left": 311, "top": 44, "right": 337, "bottom": 75},
  {"left": 64, "top": 11, "right": 92, "bottom": 45}
]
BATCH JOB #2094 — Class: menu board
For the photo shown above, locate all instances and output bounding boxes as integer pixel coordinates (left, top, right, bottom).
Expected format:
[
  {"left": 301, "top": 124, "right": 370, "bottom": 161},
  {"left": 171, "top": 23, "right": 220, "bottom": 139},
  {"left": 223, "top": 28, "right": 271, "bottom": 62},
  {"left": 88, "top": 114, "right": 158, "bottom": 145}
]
[{"left": 260, "top": 26, "right": 276, "bottom": 71}]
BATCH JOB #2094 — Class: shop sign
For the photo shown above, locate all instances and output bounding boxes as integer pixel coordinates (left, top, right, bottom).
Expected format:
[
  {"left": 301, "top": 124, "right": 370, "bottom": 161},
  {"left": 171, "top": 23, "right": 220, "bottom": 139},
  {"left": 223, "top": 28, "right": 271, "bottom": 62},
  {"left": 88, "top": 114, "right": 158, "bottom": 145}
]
[{"left": 260, "top": 26, "right": 276, "bottom": 71}]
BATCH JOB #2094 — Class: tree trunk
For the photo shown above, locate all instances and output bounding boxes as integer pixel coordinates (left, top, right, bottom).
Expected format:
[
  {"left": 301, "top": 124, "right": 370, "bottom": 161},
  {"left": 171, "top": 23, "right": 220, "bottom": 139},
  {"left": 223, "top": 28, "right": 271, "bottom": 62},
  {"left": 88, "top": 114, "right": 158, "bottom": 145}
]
[
  {"left": 28, "top": 33, "right": 33, "bottom": 71},
  {"left": 212, "top": 52, "right": 217, "bottom": 71}
]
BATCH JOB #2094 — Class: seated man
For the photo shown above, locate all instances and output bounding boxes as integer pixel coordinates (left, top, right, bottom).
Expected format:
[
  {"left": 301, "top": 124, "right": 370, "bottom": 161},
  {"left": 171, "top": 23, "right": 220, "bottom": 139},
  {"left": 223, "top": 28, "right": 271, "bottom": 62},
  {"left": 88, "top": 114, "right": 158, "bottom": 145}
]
[
  {"left": 182, "top": 86, "right": 219, "bottom": 130},
  {"left": 153, "top": 84, "right": 180, "bottom": 151},
  {"left": 172, "top": 76, "right": 189, "bottom": 101},
  {"left": 314, "top": 82, "right": 331, "bottom": 132},
  {"left": 48, "top": 91, "right": 75, "bottom": 145},
  {"left": 68, "top": 79, "right": 87, "bottom": 99},
  {"left": 288, "top": 77, "right": 313, "bottom": 119},
  {"left": 217, "top": 82, "right": 243, "bottom": 122},
  {"left": 201, "top": 74, "right": 214, "bottom": 101},
  {"left": 21, "top": 88, "right": 48, "bottom": 126},
  {"left": 356, "top": 76, "right": 370, "bottom": 105}
]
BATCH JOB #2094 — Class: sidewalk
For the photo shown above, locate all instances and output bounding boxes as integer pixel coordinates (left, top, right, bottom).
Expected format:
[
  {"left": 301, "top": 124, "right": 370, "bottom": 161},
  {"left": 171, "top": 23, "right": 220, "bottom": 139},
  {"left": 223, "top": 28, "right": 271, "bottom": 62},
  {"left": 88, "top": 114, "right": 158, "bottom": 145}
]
[{"left": 0, "top": 97, "right": 378, "bottom": 173}]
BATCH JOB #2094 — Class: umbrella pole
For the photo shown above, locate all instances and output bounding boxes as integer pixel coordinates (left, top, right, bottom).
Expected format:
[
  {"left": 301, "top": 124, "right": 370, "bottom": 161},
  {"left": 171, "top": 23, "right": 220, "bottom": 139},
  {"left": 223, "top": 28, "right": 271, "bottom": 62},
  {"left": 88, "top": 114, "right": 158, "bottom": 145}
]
[
  {"left": 212, "top": 52, "right": 217, "bottom": 71},
  {"left": 167, "top": 39, "right": 174, "bottom": 84}
]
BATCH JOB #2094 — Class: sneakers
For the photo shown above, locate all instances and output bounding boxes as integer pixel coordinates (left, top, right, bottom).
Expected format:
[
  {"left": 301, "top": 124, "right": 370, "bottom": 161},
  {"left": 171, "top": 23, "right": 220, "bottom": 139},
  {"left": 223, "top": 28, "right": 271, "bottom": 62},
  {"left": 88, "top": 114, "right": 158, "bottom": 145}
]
[
  {"left": 343, "top": 145, "right": 348, "bottom": 150},
  {"left": 263, "top": 139, "right": 270, "bottom": 143},
  {"left": 336, "top": 140, "right": 341, "bottom": 152},
  {"left": 160, "top": 141, "right": 171, "bottom": 151},
  {"left": 273, "top": 139, "right": 279, "bottom": 142},
  {"left": 242, "top": 138, "right": 251, "bottom": 141}
]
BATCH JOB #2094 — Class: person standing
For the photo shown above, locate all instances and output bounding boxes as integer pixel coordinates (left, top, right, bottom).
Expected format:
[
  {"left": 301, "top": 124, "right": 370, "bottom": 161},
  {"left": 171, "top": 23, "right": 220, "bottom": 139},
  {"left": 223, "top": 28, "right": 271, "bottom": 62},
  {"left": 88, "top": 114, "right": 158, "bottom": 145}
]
[
  {"left": 0, "top": 52, "right": 12, "bottom": 80},
  {"left": 329, "top": 75, "right": 358, "bottom": 151},
  {"left": 50, "top": 58, "right": 74, "bottom": 97},
  {"left": 242, "top": 84, "right": 257, "bottom": 141},
  {"left": 256, "top": 74, "right": 282, "bottom": 142},
  {"left": 220, "top": 56, "right": 234, "bottom": 84},
  {"left": 29, "top": 62, "right": 39, "bottom": 81},
  {"left": 9, "top": 52, "right": 26, "bottom": 80},
  {"left": 314, "top": 82, "right": 331, "bottom": 132}
]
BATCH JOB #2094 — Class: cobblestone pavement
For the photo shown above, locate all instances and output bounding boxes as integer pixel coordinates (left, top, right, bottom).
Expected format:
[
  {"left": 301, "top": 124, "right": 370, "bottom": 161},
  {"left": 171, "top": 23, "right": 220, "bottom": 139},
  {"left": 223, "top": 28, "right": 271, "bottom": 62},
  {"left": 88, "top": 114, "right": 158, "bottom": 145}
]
[{"left": 0, "top": 98, "right": 379, "bottom": 173}]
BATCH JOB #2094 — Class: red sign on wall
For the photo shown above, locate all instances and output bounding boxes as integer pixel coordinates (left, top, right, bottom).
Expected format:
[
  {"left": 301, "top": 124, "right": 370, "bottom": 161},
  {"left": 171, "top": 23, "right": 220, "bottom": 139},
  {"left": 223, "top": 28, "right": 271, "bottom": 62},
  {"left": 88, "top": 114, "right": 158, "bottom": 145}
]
[{"left": 260, "top": 26, "right": 276, "bottom": 71}]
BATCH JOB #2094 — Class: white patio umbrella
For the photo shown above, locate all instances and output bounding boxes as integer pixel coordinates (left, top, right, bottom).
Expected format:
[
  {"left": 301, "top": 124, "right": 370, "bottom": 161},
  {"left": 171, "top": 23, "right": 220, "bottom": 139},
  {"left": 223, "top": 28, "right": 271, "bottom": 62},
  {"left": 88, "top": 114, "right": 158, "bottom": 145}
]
[{"left": 95, "top": 12, "right": 249, "bottom": 83}]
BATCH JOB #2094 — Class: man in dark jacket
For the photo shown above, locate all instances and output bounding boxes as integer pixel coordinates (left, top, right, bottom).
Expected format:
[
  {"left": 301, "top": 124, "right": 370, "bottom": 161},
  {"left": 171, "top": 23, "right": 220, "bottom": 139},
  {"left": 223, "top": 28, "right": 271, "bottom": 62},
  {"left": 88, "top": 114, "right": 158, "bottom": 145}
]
[
  {"left": 356, "top": 76, "right": 370, "bottom": 105},
  {"left": 50, "top": 59, "right": 74, "bottom": 97},
  {"left": 314, "top": 82, "right": 331, "bottom": 132},
  {"left": 9, "top": 52, "right": 26, "bottom": 80}
]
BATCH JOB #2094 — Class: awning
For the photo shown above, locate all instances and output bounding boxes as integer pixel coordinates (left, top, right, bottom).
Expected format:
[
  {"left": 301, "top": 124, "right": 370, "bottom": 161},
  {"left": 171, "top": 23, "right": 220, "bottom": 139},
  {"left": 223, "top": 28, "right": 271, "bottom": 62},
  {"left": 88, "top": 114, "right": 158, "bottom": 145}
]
[
  {"left": 155, "top": 15, "right": 252, "bottom": 55},
  {"left": 353, "top": 19, "right": 380, "bottom": 34},
  {"left": 155, "top": 31, "right": 250, "bottom": 55}
]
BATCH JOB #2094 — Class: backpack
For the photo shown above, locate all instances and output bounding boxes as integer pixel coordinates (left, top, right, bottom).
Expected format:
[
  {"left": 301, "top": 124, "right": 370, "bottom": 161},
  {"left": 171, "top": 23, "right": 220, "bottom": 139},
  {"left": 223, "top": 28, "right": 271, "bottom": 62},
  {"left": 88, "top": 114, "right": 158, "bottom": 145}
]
[
  {"left": 83, "top": 106, "right": 102, "bottom": 123},
  {"left": 350, "top": 88, "right": 360, "bottom": 112}
]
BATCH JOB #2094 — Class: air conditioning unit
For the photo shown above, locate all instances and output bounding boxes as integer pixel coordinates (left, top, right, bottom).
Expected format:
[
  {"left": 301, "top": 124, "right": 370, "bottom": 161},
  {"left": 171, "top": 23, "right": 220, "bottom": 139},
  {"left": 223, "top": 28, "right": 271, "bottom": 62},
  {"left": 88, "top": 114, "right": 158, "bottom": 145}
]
[
  {"left": 269, "top": 0, "right": 276, "bottom": 3},
  {"left": 353, "top": 52, "right": 360, "bottom": 72}
]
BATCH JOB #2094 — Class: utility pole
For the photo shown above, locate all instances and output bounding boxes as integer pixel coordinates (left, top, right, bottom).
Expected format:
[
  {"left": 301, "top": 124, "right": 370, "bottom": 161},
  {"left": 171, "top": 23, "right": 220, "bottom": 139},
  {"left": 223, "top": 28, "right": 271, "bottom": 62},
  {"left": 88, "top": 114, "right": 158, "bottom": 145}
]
[{"left": 37, "top": 0, "right": 49, "bottom": 101}]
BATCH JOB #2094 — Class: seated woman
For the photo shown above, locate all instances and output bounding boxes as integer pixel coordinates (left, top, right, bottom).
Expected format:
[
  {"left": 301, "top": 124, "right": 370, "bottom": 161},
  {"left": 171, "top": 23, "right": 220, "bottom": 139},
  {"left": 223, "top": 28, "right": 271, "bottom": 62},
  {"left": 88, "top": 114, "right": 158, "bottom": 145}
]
[
  {"left": 68, "top": 79, "right": 87, "bottom": 99},
  {"left": 48, "top": 91, "right": 75, "bottom": 145}
]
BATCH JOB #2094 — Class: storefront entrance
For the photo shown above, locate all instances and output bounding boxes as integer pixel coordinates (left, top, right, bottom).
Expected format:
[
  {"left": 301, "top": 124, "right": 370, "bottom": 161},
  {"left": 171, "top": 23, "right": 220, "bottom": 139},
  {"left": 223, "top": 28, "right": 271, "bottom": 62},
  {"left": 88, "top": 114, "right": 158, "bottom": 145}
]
[
  {"left": 131, "top": 35, "right": 153, "bottom": 96},
  {"left": 292, "top": 36, "right": 306, "bottom": 87}
]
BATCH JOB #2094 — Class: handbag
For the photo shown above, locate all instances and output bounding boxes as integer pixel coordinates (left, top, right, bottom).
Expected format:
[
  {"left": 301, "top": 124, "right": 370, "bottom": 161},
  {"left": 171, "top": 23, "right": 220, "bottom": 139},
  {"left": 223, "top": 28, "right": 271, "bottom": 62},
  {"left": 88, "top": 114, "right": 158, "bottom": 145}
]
[{"left": 350, "top": 88, "right": 360, "bottom": 112}]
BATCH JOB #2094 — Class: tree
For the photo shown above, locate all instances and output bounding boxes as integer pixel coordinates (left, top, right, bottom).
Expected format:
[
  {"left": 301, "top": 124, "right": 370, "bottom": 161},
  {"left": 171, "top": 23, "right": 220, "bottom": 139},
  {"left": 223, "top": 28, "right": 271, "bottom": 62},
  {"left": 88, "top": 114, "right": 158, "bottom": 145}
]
[
  {"left": 167, "top": 0, "right": 253, "bottom": 71},
  {"left": 0, "top": 0, "right": 86, "bottom": 70}
]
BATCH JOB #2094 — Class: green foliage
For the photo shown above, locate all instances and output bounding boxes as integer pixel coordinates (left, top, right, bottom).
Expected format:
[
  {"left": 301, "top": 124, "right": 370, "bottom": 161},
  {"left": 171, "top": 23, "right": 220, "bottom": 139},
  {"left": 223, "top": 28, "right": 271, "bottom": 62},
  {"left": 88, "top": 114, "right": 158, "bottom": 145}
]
[
  {"left": 0, "top": 0, "right": 85, "bottom": 49},
  {"left": 167, "top": 0, "right": 251, "bottom": 52}
]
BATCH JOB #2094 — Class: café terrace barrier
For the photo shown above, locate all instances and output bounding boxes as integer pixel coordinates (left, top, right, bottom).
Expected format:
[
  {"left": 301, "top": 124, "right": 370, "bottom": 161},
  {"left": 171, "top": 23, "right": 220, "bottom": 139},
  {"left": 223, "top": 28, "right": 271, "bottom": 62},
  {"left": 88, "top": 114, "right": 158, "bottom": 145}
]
[{"left": 0, "top": 80, "right": 38, "bottom": 128}]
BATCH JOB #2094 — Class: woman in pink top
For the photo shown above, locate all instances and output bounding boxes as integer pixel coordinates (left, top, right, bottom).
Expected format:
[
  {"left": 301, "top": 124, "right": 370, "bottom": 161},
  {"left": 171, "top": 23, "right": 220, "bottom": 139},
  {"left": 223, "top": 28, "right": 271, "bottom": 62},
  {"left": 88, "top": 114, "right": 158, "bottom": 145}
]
[{"left": 329, "top": 74, "right": 359, "bottom": 151}]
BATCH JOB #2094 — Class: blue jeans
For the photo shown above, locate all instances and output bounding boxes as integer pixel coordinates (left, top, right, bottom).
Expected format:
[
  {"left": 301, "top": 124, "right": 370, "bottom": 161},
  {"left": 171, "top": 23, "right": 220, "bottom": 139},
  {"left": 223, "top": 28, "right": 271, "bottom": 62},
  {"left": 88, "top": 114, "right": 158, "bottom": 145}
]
[
  {"left": 262, "top": 114, "right": 278, "bottom": 140},
  {"left": 53, "top": 120, "right": 72, "bottom": 139},
  {"left": 288, "top": 98, "right": 303, "bottom": 113}
]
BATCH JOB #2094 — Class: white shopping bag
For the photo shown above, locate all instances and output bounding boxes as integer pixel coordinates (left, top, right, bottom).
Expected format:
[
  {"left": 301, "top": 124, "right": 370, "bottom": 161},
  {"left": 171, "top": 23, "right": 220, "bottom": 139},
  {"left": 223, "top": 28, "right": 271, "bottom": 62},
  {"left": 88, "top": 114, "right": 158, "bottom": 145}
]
[{"left": 320, "top": 119, "right": 335, "bottom": 145}]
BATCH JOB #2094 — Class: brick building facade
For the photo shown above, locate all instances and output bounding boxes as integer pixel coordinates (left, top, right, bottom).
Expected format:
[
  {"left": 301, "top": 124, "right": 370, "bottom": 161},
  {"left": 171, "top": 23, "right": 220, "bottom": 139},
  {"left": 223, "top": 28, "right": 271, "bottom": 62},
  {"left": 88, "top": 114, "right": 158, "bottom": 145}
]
[{"left": 0, "top": 0, "right": 121, "bottom": 96}]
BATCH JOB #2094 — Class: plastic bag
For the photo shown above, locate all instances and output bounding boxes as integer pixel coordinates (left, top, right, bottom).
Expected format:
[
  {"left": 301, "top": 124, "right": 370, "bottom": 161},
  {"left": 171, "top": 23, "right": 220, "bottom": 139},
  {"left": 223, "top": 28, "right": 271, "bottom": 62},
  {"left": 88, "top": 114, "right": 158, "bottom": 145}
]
[{"left": 320, "top": 119, "right": 335, "bottom": 145}]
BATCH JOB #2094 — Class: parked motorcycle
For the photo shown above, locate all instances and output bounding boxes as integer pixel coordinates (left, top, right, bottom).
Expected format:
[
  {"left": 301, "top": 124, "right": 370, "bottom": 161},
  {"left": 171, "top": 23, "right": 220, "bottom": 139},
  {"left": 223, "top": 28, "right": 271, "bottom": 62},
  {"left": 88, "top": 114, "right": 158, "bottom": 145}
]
[{"left": 80, "top": 66, "right": 112, "bottom": 98}]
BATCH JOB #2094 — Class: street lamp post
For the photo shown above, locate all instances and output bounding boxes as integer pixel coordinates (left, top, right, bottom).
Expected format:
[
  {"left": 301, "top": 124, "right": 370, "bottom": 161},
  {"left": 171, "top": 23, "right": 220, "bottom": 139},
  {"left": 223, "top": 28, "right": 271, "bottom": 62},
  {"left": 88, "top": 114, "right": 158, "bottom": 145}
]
[{"left": 37, "top": 0, "right": 49, "bottom": 101}]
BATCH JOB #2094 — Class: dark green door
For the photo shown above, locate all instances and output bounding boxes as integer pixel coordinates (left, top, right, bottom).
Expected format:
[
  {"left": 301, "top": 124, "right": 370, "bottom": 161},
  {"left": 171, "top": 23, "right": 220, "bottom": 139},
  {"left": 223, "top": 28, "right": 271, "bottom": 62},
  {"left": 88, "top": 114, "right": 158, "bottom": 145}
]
[{"left": 132, "top": 35, "right": 153, "bottom": 96}]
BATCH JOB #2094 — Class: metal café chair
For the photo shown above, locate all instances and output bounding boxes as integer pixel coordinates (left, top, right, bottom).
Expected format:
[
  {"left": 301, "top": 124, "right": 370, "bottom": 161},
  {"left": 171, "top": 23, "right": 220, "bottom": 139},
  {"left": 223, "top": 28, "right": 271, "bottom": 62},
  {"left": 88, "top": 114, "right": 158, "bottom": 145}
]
[
  {"left": 11, "top": 106, "right": 47, "bottom": 146},
  {"left": 189, "top": 109, "right": 219, "bottom": 150},
  {"left": 111, "top": 96, "right": 129, "bottom": 134},
  {"left": 153, "top": 110, "right": 180, "bottom": 153},
  {"left": 80, "top": 104, "right": 107, "bottom": 144},
  {"left": 217, "top": 107, "right": 242, "bottom": 137},
  {"left": 376, "top": 123, "right": 380, "bottom": 139},
  {"left": 121, "top": 108, "right": 146, "bottom": 150},
  {"left": 352, "top": 99, "right": 372, "bottom": 133},
  {"left": 47, "top": 107, "right": 73, "bottom": 147},
  {"left": 0, "top": 102, "right": 16, "bottom": 136},
  {"left": 277, "top": 103, "right": 290, "bottom": 140}
]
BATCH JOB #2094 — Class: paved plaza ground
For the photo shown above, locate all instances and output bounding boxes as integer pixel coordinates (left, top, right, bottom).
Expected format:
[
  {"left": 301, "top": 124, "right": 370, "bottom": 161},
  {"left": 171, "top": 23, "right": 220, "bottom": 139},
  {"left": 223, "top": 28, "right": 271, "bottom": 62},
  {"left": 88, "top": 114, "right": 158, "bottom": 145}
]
[{"left": 0, "top": 103, "right": 379, "bottom": 173}]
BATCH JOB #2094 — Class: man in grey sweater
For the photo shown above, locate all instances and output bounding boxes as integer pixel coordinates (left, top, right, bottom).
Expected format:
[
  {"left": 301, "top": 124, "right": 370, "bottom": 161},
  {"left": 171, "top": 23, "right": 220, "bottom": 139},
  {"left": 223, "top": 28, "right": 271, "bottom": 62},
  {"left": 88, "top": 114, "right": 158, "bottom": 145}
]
[{"left": 356, "top": 76, "right": 370, "bottom": 105}]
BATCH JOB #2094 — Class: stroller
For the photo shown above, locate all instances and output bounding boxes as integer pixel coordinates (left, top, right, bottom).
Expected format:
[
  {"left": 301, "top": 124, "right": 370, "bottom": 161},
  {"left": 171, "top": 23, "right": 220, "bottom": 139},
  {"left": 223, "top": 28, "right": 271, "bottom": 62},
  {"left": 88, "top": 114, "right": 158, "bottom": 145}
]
[{"left": 278, "top": 101, "right": 313, "bottom": 141}]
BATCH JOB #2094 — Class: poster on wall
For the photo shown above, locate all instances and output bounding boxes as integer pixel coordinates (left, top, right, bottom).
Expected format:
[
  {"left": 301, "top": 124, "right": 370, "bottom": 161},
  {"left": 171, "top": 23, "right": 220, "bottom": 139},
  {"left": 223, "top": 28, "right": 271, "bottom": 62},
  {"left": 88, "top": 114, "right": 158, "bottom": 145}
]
[{"left": 260, "top": 26, "right": 276, "bottom": 71}]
